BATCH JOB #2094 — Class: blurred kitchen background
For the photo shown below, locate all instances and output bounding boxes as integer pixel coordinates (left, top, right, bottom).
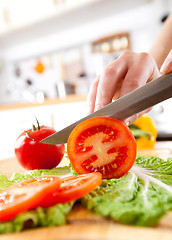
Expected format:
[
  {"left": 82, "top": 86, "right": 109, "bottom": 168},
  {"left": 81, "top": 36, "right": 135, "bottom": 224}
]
[
  {"left": 1, "top": 0, "right": 172, "bottom": 104},
  {"left": 0, "top": 0, "right": 172, "bottom": 160}
]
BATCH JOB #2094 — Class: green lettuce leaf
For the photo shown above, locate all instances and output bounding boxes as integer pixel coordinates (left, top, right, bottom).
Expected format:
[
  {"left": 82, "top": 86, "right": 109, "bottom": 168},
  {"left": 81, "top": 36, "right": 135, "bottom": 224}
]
[
  {"left": 0, "top": 166, "right": 73, "bottom": 234},
  {"left": 1, "top": 155, "right": 172, "bottom": 232},
  {"left": 81, "top": 156, "right": 172, "bottom": 226},
  {"left": 0, "top": 166, "right": 71, "bottom": 191},
  {"left": 0, "top": 203, "right": 74, "bottom": 234}
]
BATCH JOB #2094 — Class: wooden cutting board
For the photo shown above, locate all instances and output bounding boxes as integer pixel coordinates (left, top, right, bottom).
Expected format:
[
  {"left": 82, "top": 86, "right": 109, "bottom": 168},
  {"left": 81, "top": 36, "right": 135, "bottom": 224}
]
[{"left": 0, "top": 145, "right": 172, "bottom": 240}]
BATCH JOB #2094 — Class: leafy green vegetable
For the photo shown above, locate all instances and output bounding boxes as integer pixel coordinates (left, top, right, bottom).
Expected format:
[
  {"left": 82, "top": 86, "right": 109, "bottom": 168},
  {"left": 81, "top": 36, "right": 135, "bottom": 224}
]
[
  {"left": 129, "top": 124, "right": 152, "bottom": 140},
  {"left": 0, "top": 166, "right": 70, "bottom": 191},
  {"left": 0, "top": 155, "right": 172, "bottom": 233},
  {"left": 81, "top": 156, "right": 172, "bottom": 226},
  {"left": 0, "top": 203, "right": 74, "bottom": 234},
  {"left": 0, "top": 166, "right": 73, "bottom": 234},
  {"left": 69, "top": 163, "right": 78, "bottom": 176}
]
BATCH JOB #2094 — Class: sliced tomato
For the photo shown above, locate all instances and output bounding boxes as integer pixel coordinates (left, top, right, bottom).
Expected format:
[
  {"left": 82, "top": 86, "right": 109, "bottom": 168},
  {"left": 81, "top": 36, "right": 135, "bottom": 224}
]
[
  {"left": 0, "top": 176, "right": 61, "bottom": 222},
  {"left": 67, "top": 117, "right": 137, "bottom": 179},
  {"left": 40, "top": 172, "right": 102, "bottom": 207}
]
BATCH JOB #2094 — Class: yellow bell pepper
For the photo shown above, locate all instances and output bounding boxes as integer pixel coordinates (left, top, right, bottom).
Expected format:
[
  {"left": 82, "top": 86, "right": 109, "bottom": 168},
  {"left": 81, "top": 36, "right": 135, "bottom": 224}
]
[{"left": 130, "top": 114, "right": 157, "bottom": 149}]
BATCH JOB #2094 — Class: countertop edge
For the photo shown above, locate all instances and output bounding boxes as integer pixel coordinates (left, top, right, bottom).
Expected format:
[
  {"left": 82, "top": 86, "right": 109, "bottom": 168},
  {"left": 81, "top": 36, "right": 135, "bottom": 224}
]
[{"left": 0, "top": 94, "right": 87, "bottom": 111}]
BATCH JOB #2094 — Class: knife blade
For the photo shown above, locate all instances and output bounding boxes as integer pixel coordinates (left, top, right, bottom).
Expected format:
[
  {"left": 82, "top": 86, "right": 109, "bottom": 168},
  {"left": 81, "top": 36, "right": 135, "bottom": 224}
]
[{"left": 41, "top": 72, "right": 172, "bottom": 144}]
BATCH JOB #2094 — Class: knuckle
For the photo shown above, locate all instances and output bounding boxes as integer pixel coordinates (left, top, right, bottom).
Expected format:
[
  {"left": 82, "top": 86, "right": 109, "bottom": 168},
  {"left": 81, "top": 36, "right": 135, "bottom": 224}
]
[
  {"left": 103, "top": 65, "right": 116, "bottom": 78},
  {"left": 121, "top": 49, "right": 132, "bottom": 56},
  {"left": 119, "top": 50, "right": 136, "bottom": 64},
  {"left": 138, "top": 52, "right": 153, "bottom": 63}
]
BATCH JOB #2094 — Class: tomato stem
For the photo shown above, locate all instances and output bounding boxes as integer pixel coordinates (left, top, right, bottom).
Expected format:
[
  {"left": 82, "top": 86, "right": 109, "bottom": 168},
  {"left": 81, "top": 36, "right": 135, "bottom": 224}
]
[
  {"left": 32, "top": 124, "right": 37, "bottom": 131},
  {"left": 35, "top": 117, "right": 41, "bottom": 130},
  {"left": 26, "top": 131, "right": 34, "bottom": 141},
  {"left": 32, "top": 118, "right": 41, "bottom": 131},
  {"left": 26, "top": 118, "right": 42, "bottom": 140}
]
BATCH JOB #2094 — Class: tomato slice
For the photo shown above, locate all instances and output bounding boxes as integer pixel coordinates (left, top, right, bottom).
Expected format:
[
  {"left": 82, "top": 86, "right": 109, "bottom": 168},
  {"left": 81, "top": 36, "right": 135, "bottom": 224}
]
[
  {"left": 40, "top": 172, "right": 102, "bottom": 207},
  {"left": 0, "top": 176, "right": 61, "bottom": 222},
  {"left": 67, "top": 117, "right": 137, "bottom": 179}
]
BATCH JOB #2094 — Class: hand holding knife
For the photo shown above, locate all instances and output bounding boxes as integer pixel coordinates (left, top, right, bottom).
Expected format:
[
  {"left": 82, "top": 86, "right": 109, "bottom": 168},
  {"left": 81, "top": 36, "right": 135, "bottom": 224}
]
[{"left": 41, "top": 72, "right": 172, "bottom": 145}]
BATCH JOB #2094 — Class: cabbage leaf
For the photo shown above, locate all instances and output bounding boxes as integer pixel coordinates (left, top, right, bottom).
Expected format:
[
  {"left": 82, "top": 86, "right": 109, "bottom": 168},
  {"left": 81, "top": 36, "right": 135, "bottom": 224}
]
[
  {"left": 81, "top": 156, "right": 172, "bottom": 226},
  {"left": 0, "top": 166, "right": 73, "bottom": 234}
]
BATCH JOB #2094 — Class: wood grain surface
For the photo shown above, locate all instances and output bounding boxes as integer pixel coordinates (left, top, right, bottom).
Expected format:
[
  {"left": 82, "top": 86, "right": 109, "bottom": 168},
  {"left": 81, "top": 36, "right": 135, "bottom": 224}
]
[{"left": 0, "top": 145, "right": 172, "bottom": 240}]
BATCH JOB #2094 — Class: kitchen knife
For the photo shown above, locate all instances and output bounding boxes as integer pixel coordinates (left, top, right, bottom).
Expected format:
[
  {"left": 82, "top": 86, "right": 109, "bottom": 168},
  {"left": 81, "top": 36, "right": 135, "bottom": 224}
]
[{"left": 41, "top": 72, "right": 172, "bottom": 144}]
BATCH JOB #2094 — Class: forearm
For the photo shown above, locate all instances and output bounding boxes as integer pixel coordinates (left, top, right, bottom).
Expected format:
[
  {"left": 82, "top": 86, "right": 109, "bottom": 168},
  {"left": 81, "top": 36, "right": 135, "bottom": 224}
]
[{"left": 149, "top": 13, "right": 172, "bottom": 69}]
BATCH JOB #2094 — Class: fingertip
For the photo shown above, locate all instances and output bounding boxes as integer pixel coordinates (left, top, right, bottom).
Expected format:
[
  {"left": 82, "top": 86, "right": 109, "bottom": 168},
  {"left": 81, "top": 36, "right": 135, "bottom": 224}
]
[
  {"left": 86, "top": 75, "right": 100, "bottom": 114},
  {"left": 160, "top": 59, "right": 172, "bottom": 74},
  {"left": 160, "top": 49, "right": 172, "bottom": 74}
]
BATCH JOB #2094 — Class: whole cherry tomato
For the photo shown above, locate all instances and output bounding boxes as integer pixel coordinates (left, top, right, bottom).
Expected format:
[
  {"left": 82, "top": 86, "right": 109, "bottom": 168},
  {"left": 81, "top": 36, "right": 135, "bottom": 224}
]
[{"left": 15, "top": 121, "right": 65, "bottom": 170}]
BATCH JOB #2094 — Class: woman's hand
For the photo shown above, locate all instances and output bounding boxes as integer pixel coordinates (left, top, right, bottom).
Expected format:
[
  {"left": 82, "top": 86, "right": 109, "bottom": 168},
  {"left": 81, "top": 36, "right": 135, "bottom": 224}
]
[{"left": 87, "top": 50, "right": 160, "bottom": 125}]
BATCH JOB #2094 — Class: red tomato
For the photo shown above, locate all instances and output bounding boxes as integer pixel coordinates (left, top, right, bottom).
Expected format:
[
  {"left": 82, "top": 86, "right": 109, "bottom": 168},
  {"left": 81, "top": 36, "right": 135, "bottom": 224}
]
[
  {"left": 15, "top": 125, "right": 65, "bottom": 170},
  {"left": 0, "top": 176, "right": 61, "bottom": 222},
  {"left": 40, "top": 172, "right": 102, "bottom": 207},
  {"left": 67, "top": 117, "right": 136, "bottom": 179}
]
